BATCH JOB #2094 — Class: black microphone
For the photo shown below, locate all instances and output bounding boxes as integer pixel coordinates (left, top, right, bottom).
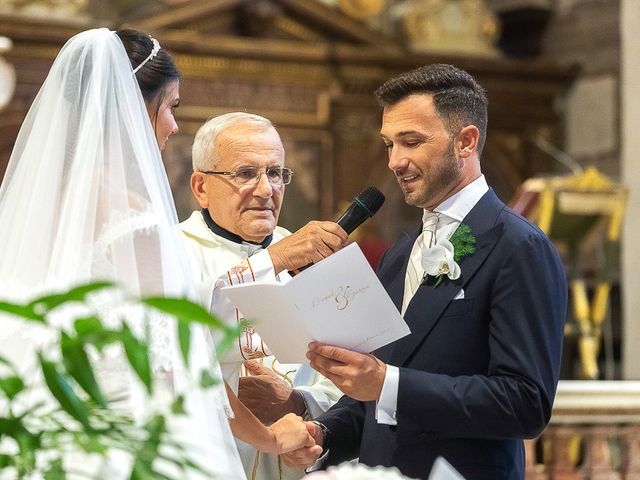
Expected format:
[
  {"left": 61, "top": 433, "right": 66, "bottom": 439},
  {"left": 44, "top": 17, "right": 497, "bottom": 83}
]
[
  {"left": 289, "top": 186, "right": 385, "bottom": 275},
  {"left": 336, "top": 186, "right": 386, "bottom": 235}
]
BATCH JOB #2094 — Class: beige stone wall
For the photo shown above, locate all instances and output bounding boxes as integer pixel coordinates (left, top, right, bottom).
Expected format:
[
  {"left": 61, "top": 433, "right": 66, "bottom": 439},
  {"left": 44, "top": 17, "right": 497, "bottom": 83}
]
[
  {"left": 542, "top": 0, "right": 620, "bottom": 178},
  {"left": 621, "top": 0, "right": 640, "bottom": 380}
]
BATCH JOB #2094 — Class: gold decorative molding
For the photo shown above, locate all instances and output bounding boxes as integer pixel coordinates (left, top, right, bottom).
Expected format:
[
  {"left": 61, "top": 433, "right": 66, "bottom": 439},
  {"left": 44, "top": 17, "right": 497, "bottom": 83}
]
[
  {"left": 132, "top": 0, "right": 394, "bottom": 47},
  {"left": 174, "top": 52, "right": 333, "bottom": 82},
  {"left": 337, "top": 0, "right": 385, "bottom": 20},
  {"left": 273, "top": 16, "right": 324, "bottom": 41},
  {"left": 399, "top": 0, "right": 500, "bottom": 57},
  {"left": 0, "top": 0, "right": 89, "bottom": 19},
  {"left": 178, "top": 89, "right": 332, "bottom": 128},
  {"left": 133, "top": 0, "right": 241, "bottom": 32}
]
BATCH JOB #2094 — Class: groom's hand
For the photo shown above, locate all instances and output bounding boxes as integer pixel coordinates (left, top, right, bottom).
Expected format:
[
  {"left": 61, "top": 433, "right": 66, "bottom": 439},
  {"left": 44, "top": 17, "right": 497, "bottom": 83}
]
[
  {"left": 268, "top": 414, "right": 316, "bottom": 455},
  {"left": 307, "top": 342, "right": 386, "bottom": 401},
  {"left": 281, "top": 421, "right": 324, "bottom": 469},
  {"left": 239, "top": 360, "right": 306, "bottom": 424}
]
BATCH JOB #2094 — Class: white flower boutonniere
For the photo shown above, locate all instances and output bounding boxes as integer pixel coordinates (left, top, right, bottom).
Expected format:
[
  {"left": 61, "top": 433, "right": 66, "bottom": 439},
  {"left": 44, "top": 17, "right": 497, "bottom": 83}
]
[
  {"left": 422, "top": 238, "right": 461, "bottom": 285},
  {"left": 422, "top": 223, "right": 476, "bottom": 287}
]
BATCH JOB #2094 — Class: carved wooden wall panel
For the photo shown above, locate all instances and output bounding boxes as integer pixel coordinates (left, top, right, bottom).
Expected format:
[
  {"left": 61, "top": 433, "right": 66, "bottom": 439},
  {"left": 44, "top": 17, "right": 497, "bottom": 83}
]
[{"left": 0, "top": 1, "right": 576, "bottom": 241}]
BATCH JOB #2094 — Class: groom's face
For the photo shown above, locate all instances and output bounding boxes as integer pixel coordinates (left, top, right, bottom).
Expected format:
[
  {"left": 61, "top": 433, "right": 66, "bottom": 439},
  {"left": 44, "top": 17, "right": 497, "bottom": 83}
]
[{"left": 380, "top": 94, "right": 463, "bottom": 211}]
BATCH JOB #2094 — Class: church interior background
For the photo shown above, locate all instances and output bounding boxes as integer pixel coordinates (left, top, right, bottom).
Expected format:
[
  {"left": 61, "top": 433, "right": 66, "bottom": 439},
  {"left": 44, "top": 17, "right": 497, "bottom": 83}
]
[{"left": 2, "top": 0, "right": 640, "bottom": 475}]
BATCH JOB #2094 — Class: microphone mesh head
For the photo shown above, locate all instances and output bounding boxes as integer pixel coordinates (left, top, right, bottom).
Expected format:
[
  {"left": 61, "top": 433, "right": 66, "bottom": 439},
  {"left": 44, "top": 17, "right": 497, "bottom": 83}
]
[{"left": 356, "top": 186, "right": 385, "bottom": 217}]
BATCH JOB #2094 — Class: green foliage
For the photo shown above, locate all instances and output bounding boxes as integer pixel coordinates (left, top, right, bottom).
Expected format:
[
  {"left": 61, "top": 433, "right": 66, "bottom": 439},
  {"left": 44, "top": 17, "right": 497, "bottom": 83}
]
[
  {"left": 142, "top": 296, "right": 230, "bottom": 330},
  {"left": 200, "top": 369, "right": 219, "bottom": 389},
  {"left": 28, "top": 281, "right": 115, "bottom": 313},
  {"left": 129, "top": 415, "right": 167, "bottom": 480},
  {"left": 60, "top": 332, "right": 107, "bottom": 407},
  {"left": 0, "top": 301, "right": 47, "bottom": 323},
  {"left": 0, "top": 281, "right": 239, "bottom": 479},
  {"left": 450, "top": 223, "right": 476, "bottom": 263},
  {"left": 0, "top": 357, "right": 25, "bottom": 401},
  {"left": 43, "top": 459, "right": 64, "bottom": 479},
  {"left": 171, "top": 395, "right": 186, "bottom": 415},
  {"left": 120, "top": 322, "right": 153, "bottom": 395},
  {"left": 38, "top": 352, "right": 91, "bottom": 428}
]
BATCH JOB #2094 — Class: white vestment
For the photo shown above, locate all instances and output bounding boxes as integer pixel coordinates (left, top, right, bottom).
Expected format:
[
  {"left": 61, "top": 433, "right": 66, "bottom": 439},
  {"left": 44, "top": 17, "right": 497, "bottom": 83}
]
[{"left": 180, "top": 210, "right": 342, "bottom": 480}]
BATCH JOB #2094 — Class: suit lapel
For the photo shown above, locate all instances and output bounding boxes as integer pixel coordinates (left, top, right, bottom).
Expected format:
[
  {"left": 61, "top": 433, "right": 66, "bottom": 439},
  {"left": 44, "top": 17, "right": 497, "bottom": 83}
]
[
  {"left": 377, "top": 231, "right": 418, "bottom": 313},
  {"left": 389, "top": 189, "right": 506, "bottom": 366}
]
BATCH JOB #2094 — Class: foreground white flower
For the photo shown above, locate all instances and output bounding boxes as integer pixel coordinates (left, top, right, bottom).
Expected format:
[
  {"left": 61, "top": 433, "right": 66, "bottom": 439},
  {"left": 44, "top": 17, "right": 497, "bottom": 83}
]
[
  {"left": 306, "top": 462, "right": 412, "bottom": 480},
  {"left": 421, "top": 238, "right": 461, "bottom": 281}
]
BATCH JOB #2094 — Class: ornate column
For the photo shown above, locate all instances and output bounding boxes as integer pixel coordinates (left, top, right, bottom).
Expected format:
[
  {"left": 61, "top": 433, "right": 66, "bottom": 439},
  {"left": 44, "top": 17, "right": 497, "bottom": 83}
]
[
  {"left": 549, "top": 425, "right": 583, "bottom": 480},
  {"left": 622, "top": 425, "right": 640, "bottom": 479},
  {"left": 525, "top": 438, "right": 549, "bottom": 480},
  {"left": 581, "top": 425, "right": 622, "bottom": 480}
]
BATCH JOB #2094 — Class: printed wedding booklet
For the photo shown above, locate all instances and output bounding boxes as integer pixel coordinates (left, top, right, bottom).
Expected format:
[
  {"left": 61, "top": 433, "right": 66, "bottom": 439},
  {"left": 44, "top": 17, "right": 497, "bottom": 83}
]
[{"left": 221, "top": 243, "right": 411, "bottom": 363}]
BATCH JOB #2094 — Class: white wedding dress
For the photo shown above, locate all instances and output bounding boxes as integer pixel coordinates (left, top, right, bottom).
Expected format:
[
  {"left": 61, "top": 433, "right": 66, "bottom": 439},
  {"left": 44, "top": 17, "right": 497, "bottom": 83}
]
[{"left": 0, "top": 28, "right": 245, "bottom": 479}]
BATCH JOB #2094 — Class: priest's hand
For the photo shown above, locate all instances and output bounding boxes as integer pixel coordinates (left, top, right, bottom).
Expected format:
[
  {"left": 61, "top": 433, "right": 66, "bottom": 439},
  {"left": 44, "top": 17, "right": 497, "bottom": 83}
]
[
  {"left": 307, "top": 342, "right": 386, "bottom": 401},
  {"left": 281, "top": 421, "right": 324, "bottom": 469},
  {"left": 267, "top": 221, "right": 347, "bottom": 274},
  {"left": 239, "top": 360, "right": 306, "bottom": 423}
]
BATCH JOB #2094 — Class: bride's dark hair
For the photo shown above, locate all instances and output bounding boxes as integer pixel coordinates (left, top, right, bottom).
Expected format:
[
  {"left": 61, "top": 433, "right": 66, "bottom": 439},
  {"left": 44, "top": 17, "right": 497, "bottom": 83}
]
[{"left": 116, "top": 29, "right": 180, "bottom": 128}]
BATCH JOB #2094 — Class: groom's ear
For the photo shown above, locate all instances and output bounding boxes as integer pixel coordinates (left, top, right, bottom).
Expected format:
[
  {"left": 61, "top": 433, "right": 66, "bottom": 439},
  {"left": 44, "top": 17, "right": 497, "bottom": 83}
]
[
  {"left": 190, "top": 172, "right": 209, "bottom": 209},
  {"left": 456, "top": 125, "right": 480, "bottom": 159}
]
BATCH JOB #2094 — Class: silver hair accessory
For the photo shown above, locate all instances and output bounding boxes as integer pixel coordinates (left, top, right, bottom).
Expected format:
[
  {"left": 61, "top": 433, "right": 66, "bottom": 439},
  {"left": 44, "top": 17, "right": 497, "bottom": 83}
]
[{"left": 132, "top": 35, "right": 161, "bottom": 74}]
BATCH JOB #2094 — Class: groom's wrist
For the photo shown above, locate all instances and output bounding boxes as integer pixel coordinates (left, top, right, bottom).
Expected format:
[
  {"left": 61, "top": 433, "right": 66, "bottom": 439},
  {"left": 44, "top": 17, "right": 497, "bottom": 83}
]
[
  {"left": 311, "top": 420, "right": 330, "bottom": 450},
  {"left": 305, "top": 421, "right": 330, "bottom": 474}
]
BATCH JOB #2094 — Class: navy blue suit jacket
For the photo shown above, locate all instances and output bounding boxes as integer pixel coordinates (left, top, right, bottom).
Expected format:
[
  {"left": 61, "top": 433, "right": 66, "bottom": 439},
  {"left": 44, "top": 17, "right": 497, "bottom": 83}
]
[{"left": 318, "top": 189, "right": 567, "bottom": 479}]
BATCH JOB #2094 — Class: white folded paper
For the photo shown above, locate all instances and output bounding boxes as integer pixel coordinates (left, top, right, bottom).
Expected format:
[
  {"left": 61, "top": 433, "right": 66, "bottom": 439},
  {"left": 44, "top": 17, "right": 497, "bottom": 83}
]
[{"left": 221, "top": 243, "right": 410, "bottom": 363}]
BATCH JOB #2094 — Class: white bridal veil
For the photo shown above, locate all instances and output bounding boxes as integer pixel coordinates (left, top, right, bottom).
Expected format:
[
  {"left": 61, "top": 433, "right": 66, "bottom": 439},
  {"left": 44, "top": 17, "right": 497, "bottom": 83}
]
[{"left": 0, "top": 28, "right": 245, "bottom": 478}]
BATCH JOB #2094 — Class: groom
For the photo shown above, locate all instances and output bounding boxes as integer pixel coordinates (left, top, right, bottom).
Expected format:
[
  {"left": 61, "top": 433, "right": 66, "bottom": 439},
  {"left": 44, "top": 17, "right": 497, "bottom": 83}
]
[{"left": 283, "top": 64, "right": 567, "bottom": 479}]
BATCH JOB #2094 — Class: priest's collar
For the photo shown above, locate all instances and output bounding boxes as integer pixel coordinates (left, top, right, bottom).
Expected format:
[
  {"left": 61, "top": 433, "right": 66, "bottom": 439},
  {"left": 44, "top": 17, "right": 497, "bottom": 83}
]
[{"left": 201, "top": 209, "right": 273, "bottom": 249}]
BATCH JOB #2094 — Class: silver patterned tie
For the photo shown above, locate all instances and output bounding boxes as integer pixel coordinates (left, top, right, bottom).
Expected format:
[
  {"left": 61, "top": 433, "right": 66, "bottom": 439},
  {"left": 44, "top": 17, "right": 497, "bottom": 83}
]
[{"left": 401, "top": 213, "right": 440, "bottom": 315}]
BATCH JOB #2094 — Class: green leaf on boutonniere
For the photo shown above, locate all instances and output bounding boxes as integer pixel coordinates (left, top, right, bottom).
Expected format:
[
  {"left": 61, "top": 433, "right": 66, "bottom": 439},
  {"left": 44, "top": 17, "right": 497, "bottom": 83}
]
[{"left": 449, "top": 223, "right": 476, "bottom": 263}]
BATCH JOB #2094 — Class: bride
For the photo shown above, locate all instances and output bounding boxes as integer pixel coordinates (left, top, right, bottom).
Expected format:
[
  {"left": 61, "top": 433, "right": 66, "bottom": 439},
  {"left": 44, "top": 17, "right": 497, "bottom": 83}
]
[{"left": 0, "top": 28, "right": 311, "bottom": 478}]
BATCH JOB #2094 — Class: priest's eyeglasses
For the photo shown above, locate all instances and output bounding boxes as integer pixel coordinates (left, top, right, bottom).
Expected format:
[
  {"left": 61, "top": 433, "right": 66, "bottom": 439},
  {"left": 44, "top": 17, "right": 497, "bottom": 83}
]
[{"left": 202, "top": 166, "right": 293, "bottom": 187}]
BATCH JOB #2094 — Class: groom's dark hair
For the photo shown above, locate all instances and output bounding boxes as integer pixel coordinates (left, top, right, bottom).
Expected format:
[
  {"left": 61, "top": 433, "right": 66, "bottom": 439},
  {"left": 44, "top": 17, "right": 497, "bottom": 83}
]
[{"left": 375, "top": 64, "right": 488, "bottom": 155}]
